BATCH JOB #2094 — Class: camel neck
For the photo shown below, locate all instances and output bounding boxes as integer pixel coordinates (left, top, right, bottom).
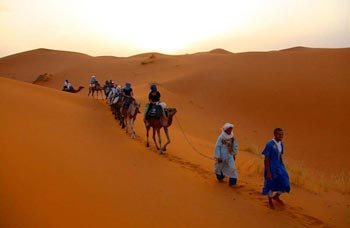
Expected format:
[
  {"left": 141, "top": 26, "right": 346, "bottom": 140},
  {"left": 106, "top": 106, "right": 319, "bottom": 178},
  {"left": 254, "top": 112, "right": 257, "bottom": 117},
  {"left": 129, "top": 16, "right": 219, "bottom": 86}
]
[{"left": 167, "top": 115, "right": 174, "bottom": 127}]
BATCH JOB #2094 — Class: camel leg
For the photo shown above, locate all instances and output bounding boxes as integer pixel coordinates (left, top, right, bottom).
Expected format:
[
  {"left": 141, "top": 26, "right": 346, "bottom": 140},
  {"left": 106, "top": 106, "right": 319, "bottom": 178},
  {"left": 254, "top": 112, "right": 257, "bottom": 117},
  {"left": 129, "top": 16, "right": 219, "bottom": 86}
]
[
  {"left": 157, "top": 128, "right": 163, "bottom": 154},
  {"left": 119, "top": 107, "right": 124, "bottom": 127},
  {"left": 130, "top": 118, "right": 135, "bottom": 139},
  {"left": 125, "top": 116, "right": 129, "bottom": 133},
  {"left": 152, "top": 128, "right": 160, "bottom": 150},
  {"left": 114, "top": 106, "right": 119, "bottom": 120},
  {"left": 120, "top": 115, "right": 124, "bottom": 128},
  {"left": 162, "top": 127, "right": 171, "bottom": 151},
  {"left": 125, "top": 117, "right": 130, "bottom": 133},
  {"left": 146, "top": 126, "right": 150, "bottom": 147},
  {"left": 122, "top": 116, "right": 126, "bottom": 129},
  {"left": 121, "top": 109, "right": 126, "bottom": 129},
  {"left": 111, "top": 104, "right": 115, "bottom": 115},
  {"left": 116, "top": 107, "right": 121, "bottom": 121}
]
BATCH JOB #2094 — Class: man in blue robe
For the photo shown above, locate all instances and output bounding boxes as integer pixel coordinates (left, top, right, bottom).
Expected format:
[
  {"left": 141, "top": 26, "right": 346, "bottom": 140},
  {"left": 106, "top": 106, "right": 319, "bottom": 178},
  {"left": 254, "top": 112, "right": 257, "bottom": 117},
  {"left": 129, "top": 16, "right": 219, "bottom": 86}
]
[{"left": 262, "top": 128, "right": 290, "bottom": 209}]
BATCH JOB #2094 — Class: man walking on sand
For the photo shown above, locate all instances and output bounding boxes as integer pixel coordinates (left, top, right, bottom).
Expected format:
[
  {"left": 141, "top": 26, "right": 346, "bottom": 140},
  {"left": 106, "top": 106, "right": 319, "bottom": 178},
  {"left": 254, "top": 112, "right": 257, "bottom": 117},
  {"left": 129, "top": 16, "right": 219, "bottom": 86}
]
[
  {"left": 262, "top": 128, "right": 290, "bottom": 209},
  {"left": 214, "top": 123, "right": 238, "bottom": 187}
]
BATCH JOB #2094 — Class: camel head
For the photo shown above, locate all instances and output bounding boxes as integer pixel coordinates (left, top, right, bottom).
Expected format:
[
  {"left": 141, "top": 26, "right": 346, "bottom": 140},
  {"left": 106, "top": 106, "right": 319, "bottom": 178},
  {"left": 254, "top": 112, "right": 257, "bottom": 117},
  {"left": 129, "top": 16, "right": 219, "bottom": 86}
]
[
  {"left": 135, "top": 101, "right": 141, "bottom": 113},
  {"left": 130, "top": 101, "right": 141, "bottom": 116},
  {"left": 166, "top": 108, "right": 177, "bottom": 117}
]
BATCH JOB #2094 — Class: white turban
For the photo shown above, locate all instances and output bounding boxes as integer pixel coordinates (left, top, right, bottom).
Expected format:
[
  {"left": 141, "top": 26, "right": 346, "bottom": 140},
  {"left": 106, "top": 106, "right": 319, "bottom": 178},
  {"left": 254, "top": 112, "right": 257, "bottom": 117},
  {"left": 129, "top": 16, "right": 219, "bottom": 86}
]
[
  {"left": 221, "top": 123, "right": 234, "bottom": 139},
  {"left": 222, "top": 123, "right": 234, "bottom": 131}
]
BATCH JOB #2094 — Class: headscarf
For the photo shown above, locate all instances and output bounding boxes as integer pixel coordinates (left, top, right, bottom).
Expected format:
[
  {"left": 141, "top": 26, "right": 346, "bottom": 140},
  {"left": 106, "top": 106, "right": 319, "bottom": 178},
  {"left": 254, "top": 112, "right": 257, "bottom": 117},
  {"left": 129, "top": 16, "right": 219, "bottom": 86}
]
[
  {"left": 150, "top": 84, "right": 157, "bottom": 92},
  {"left": 220, "top": 123, "right": 234, "bottom": 140}
]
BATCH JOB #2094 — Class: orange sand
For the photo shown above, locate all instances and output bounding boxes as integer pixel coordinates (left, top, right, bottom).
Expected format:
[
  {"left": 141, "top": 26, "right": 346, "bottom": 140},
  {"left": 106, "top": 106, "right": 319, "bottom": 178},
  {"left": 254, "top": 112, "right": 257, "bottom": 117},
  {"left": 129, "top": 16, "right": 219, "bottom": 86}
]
[{"left": 0, "top": 47, "right": 349, "bottom": 227}]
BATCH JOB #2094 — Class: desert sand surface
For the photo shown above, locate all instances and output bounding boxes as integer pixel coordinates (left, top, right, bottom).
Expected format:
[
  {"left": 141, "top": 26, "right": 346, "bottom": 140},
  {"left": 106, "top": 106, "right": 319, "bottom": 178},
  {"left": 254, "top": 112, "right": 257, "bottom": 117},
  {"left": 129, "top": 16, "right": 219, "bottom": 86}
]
[{"left": 0, "top": 47, "right": 350, "bottom": 227}]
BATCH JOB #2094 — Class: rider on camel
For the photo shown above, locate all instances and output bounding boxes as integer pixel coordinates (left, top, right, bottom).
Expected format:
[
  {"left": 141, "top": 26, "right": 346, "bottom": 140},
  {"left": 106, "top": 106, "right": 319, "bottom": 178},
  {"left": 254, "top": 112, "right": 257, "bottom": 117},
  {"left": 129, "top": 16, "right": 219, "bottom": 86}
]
[
  {"left": 90, "top": 75, "right": 98, "bottom": 88},
  {"left": 108, "top": 83, "right": 120, "bottom": 105},
  {"left": 144, "top": 84, "right": 166, "bottom": 121},
  {"left": 120, "top": 82, "right": 134, "bottom": 108},
  {"left": 122, "top": 82, "right": 133, "bottom": 97},
  {"left": 62, "top": 80, "right": 72, "bottom": 91}
]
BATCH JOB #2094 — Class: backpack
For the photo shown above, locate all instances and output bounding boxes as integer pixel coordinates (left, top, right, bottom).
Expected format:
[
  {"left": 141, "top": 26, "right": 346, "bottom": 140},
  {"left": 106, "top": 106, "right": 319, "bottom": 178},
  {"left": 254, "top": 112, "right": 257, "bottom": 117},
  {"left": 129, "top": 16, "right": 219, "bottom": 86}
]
[{"left": 146, "top": 104, "right": 163, "bottom": 120}]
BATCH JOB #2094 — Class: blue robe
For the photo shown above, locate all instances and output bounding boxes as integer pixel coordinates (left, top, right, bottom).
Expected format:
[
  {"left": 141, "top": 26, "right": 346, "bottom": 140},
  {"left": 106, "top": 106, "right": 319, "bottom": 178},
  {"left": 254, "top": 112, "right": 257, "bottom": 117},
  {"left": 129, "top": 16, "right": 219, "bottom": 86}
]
[{"left": 262, "top": 140, "right": 290, "bottom": 195}]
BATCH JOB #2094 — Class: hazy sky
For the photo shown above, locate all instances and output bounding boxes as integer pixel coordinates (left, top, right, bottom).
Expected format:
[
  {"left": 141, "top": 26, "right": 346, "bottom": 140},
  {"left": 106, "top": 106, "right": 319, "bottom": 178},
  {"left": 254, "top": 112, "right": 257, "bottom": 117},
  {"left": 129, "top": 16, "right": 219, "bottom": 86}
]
[{"left": 1, "top": 0, "right": 349, "bottom": 57}]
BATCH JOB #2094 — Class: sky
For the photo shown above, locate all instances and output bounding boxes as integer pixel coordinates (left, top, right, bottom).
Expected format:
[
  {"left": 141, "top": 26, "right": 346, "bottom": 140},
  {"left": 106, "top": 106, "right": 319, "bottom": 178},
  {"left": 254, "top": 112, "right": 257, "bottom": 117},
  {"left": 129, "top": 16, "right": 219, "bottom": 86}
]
[{"left": 0, "top": 0, "right": 349, "bottom": 57}]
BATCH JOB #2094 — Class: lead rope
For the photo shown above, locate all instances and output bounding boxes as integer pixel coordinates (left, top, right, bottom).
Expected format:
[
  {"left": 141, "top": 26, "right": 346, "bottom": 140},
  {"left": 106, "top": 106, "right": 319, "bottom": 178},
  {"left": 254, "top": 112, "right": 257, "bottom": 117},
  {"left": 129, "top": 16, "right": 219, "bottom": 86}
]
[{"left": 174, "top": 116, "right": 214, "bottom": 161}]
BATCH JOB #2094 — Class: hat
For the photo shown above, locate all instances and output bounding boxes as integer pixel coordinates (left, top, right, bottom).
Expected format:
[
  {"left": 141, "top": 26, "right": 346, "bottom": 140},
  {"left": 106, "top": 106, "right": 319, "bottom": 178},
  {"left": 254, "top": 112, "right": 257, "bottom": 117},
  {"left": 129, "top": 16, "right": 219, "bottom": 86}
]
[{"left": 150, "top": 84, "right": 157, "bottom": 92}]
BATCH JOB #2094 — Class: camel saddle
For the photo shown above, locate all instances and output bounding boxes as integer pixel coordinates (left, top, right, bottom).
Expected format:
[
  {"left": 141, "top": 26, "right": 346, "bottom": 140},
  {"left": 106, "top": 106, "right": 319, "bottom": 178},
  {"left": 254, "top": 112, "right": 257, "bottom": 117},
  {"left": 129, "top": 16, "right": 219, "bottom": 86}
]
[{"left": 146, "top": 104, "right": 163, "bottom": 120}]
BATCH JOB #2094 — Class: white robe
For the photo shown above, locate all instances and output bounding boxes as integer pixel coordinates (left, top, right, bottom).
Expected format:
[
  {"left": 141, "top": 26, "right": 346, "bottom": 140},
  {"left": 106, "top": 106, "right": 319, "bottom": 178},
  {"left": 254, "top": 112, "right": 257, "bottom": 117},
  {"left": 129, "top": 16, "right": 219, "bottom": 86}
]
[{"left": 214, "top": 132, "right": 238, "bottom": 178}]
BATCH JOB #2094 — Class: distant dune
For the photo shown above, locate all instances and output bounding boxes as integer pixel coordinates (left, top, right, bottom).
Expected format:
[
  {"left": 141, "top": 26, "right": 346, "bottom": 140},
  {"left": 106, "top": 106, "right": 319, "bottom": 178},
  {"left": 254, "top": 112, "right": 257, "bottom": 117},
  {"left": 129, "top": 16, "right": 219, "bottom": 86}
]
[
  {"left": 0, "top": 48, "right": 92, "bottom": 82},
  {"left": 209, "top": 48, "right": 233, "bottom": 54},
  {"left": 0, "top": 47, "right": 350, "bottom": 227},
  {"left": 279, "top": 46, "right": 310, "bottom": 51}
]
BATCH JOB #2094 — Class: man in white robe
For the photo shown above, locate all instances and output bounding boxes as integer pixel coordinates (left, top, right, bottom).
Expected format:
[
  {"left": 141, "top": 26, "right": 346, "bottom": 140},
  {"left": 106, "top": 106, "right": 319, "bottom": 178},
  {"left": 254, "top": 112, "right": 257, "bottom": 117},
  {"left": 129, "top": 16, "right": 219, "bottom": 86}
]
[{"left": 214, "top": 123, "right": 239, "bottom": 186}]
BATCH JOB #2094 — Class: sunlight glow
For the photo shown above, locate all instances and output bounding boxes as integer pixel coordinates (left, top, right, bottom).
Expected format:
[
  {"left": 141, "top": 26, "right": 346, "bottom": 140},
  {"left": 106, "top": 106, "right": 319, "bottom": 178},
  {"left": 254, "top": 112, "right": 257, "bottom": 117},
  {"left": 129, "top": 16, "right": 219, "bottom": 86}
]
[
  {"left": 0, "top": 0, "right": 349, "bottom": 57},
  {"left": 78, "top": 0, "right": 256, "bottom": 52}
]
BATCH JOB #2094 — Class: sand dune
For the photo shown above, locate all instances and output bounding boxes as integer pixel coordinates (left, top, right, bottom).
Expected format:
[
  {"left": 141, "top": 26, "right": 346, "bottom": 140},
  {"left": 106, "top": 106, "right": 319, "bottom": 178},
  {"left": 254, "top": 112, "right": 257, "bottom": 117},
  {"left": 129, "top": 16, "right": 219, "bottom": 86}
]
[
  {"left": 3, "top": 47, "right": 347, "bottom": 174},
  {"left": 0, "top": 77, "right": 312, "bottom": 227},
  {"left": 209, "top": 48, "right": 233, "bottom": 54},
  {"left": 1, "top": 47, "right": 350, "bottom": 227},
  {"left": 0, "top": 48, "right": 92, "bottom": 82}
]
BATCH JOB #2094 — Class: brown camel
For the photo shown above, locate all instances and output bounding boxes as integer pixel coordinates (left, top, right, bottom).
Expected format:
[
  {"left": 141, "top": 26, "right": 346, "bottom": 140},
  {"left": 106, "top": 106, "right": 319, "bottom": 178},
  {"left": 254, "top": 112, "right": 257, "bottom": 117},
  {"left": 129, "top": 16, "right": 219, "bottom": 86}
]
[
  {"left": 121, "top": 99, "right": 141, "bottom": 139},
  {"left": 88, "top": 83, "right": 104, "bottom": 99},
  {"left": 63, "top": 86, "right": 84, "bottom": 93},
  {"left": 145, "top": 108, "right": 177, "bottom": 153}
]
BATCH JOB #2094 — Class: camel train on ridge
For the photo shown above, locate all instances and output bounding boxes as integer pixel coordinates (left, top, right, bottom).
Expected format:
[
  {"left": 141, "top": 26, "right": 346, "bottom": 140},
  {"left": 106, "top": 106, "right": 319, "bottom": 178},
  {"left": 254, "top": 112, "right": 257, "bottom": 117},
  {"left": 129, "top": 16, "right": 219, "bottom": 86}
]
[{"left": 86, "top": 79, "right": 177, "bottom": 154}]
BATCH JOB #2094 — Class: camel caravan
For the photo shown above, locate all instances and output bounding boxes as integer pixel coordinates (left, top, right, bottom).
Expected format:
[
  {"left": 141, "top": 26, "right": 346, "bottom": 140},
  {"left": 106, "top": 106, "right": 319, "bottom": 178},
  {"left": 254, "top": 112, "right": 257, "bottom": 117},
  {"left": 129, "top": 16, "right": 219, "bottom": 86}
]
[{"left": 77, "top": 75, "right": 177, "bottom": 154}]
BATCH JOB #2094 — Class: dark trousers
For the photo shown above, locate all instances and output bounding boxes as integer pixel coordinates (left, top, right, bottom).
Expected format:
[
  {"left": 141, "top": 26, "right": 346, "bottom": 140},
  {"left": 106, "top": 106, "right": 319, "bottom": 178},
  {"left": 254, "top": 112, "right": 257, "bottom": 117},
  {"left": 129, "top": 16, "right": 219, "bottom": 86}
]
[{"left": 216, "top": 172, "right": 237, "bottom": 186}]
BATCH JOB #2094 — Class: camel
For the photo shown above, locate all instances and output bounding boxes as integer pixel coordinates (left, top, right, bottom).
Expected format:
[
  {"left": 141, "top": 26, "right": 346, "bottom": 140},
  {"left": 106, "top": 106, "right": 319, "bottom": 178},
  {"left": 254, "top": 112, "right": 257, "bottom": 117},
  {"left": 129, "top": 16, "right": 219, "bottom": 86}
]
[
  {"left": 120, "top": 99, "right": 141, "bottom": 139},
  {"left": 88, "top": 83, "right": 104, "bottom": 99},
  {"left": 145, "top": 108, "right": 177, "bottom": 153},
  {"left": 63, "top": 86, "right": 84, "bottom": 93}
]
